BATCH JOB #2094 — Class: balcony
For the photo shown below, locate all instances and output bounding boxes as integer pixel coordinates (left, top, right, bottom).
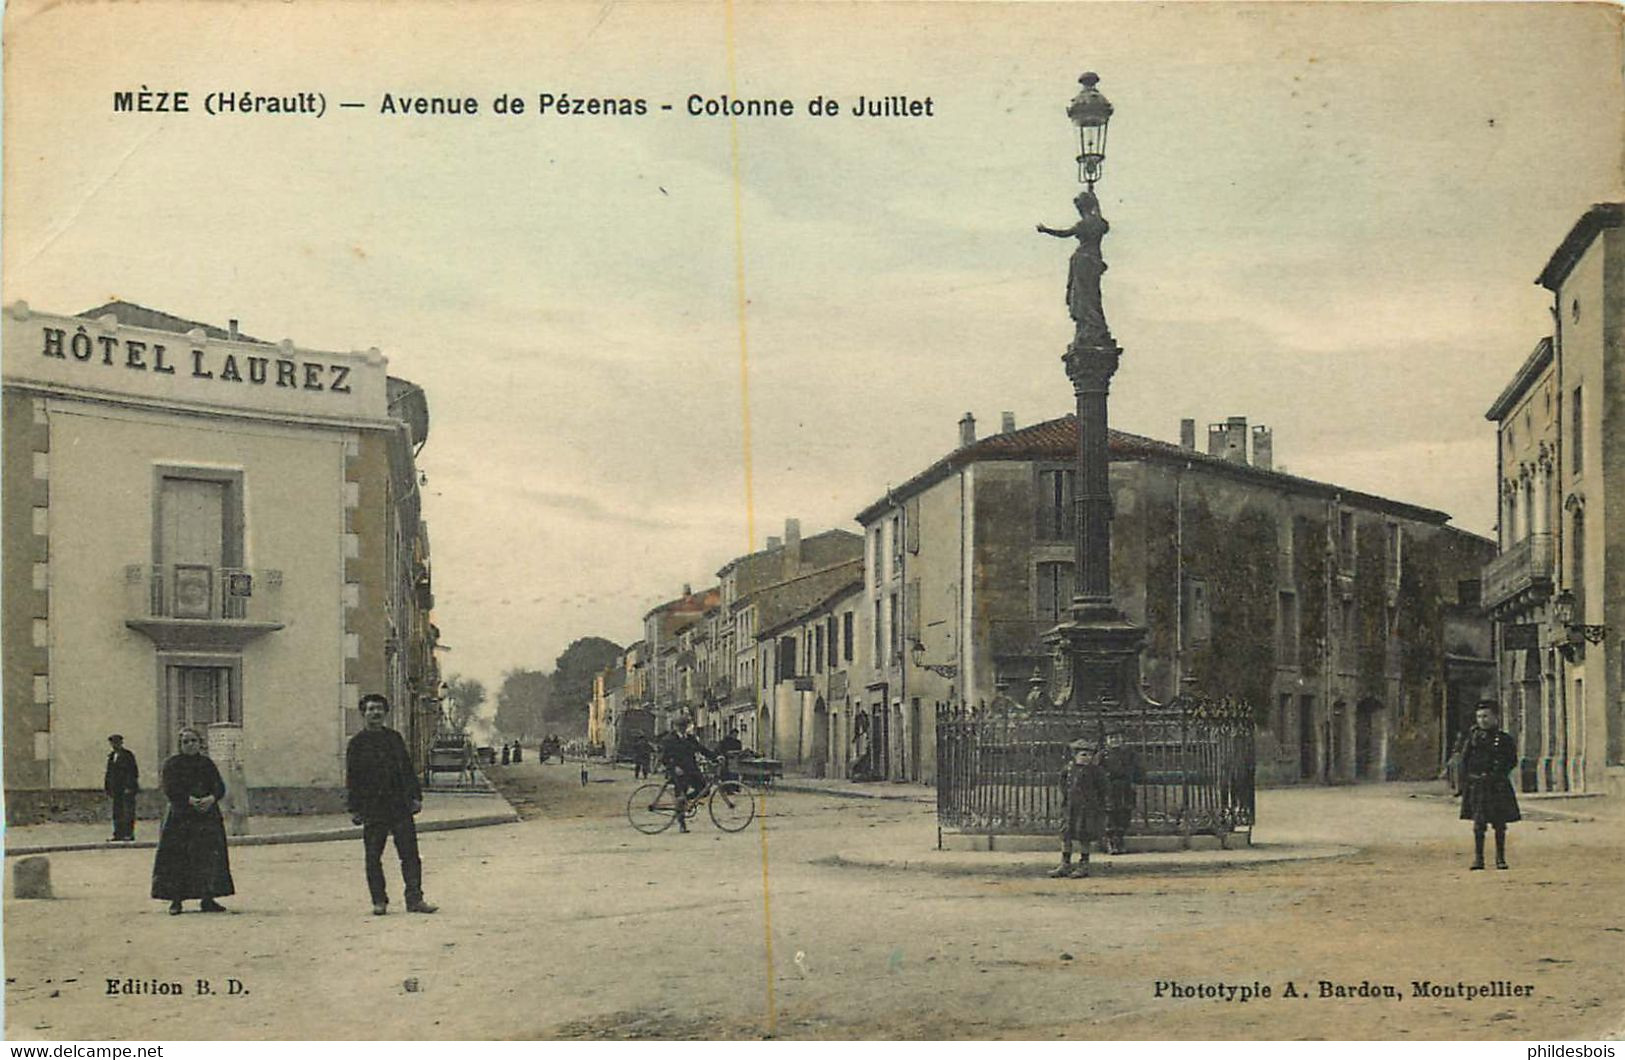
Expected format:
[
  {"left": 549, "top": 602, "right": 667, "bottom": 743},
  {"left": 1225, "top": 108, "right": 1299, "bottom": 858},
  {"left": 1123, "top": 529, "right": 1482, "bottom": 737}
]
[
  {"left": 124, "top": 564, "right": 285, "bottom": 652},
  {"left": 1481, "top": 533, "right": 1553, "bottom": 615}
]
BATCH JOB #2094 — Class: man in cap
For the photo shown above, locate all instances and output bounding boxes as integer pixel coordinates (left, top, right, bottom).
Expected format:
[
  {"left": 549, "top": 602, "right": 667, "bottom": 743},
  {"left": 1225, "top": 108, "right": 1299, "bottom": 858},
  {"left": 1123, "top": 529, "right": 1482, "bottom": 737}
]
[
  {"left": 104, "top": 734, "right": 140, "bottom": 842},
  {"left": 657, "top": 715, "right": 715, "bottom": 833},
  {"left": 1459, "top": 701, "right": 1520, "bottom": 870},
  {"left": 1049, "top": 737, "right": 1109, "bottom": 878},
  {"left": 1097, "top": 728, "right": 1145, "bottom": 855}
]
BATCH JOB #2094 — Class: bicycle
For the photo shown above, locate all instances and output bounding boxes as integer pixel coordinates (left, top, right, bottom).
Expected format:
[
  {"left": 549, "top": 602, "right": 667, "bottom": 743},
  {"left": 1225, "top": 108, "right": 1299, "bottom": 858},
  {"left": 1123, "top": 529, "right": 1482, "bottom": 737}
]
[{"left": 626, "top": 761, "right": 757, "bottom": 834}]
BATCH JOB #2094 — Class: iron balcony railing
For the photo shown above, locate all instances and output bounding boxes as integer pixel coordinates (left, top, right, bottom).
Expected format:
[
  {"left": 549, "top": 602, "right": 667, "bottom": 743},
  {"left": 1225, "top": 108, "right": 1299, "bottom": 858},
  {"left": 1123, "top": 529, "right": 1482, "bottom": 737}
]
[
  {"left": 1482, "top": 533, "right": 1553, "bottom": 612},
  {"left": 125, "top": 564, "right": 284, "bottom": 623}
]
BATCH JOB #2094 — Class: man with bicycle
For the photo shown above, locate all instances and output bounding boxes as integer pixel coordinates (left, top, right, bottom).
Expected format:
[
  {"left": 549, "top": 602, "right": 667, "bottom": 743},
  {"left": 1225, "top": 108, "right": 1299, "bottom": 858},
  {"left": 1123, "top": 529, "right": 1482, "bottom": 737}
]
[{"left": 657, "top": 715, "right": 715, "bottom": 833}]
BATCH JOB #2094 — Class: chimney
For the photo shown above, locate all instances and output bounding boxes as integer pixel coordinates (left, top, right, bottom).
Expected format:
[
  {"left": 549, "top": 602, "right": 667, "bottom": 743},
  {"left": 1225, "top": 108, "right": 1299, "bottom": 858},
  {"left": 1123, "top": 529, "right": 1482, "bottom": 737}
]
[
  {"left": 1180, "top": 418, "right": 1197, "bottom": 451},
  {"left": 228, "top": 318, "right": 240, "bottom": 341},
  {"left": 958, "top": 412, "right": 976, "bottom": 448},
  {"left": 765, "top": 536, "right": 781, "bottom": 550},
  {"left": 1209, "top": 416, "right": 1249, "bottom": 464},
  {"left": 1001, "top": 411, "right": 1016, "bottom": 435},
  {"left": 784, "top": 518, "right": 803, "bottom": 577},
  {"left": 1252, "top": 426, "right": 1274, "bottom": 471},
  {"left": 681, "top": 582, "right": 692, "bottom": 597}
]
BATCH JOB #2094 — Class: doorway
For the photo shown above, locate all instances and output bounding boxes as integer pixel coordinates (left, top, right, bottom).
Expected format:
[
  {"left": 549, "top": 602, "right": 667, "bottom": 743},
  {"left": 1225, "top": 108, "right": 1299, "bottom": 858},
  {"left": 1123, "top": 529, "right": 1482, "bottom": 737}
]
[
  {"left": 163, "top": 661, "right": 239, "bottom": 756},
  {"left": 1354, "top": 699, "right": 1382, "bottom": 779},
  {"left": 1298, "top": 695, "right": 1316, "bottom": 780}
]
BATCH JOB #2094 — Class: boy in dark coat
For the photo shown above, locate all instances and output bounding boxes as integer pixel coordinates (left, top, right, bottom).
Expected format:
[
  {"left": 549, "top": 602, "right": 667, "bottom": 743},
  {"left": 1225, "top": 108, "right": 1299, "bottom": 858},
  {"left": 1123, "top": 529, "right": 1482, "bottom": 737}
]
[
  {"left": 1459, "top": 701, "right": 1520, "bottom": 870},
  {"left": 1049, "top": 738, "right": 1109, "bottom": 878},
  {"left": 347, "top": 694, "right": 438, "bottom": 915}
]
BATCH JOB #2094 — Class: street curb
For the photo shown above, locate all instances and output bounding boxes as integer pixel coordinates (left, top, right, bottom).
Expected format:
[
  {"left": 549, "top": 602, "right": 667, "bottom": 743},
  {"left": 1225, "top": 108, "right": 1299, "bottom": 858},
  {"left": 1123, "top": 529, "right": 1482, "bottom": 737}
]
[
  {"left": 812, "top": 843, "right": 1358, "bottom": 878},
  {"left": 771, "top": 783, "right": 934, "bottom": 803},
  {"left": 2, "top": 810, "right": 521, "bottom": 858}
]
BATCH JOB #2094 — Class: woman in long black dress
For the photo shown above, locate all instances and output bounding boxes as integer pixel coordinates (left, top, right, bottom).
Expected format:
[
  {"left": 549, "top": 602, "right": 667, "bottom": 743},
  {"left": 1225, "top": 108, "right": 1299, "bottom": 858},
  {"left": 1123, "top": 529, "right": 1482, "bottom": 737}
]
[{"left": 151, "top": 728, "right": 235, "bottom": 914}]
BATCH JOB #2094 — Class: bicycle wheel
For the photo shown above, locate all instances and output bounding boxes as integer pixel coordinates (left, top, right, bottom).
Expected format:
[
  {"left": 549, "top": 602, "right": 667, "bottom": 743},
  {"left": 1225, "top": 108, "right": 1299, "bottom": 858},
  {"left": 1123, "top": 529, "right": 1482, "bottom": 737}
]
[
  {"left": 708, "top": 779, "right": 757, "bottom": 832},
  {"left": 627, "top": 783, "right": 678, "bottom": 834}
]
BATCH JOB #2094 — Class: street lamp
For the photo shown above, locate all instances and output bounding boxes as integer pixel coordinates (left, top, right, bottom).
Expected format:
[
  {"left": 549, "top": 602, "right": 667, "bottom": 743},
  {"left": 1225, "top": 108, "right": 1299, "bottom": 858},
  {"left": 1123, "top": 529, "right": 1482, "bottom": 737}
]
[
  {"left": 1550, "top": 589, "right": 1607, "bottom": 661},
  {"left": 1068, "top": 72, "right": 1114, "bottom": 189},
  {"left": 1039, "top": 71, "right": 1145, "bottom": 727}
]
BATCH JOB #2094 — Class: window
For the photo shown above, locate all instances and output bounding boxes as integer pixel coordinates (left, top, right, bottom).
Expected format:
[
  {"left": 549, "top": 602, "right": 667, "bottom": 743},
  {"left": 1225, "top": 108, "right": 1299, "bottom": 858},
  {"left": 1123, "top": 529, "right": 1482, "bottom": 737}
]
[
  {"left": 777, "top": 636, "right": 796, "bottom": 682},
  {"left": 905, "top": 496, "right": 920, "bottom": 554},
  {"left": 1572, "top": 508, "right": 1586, "bottom": 621},
  {"left": 814, "top": 626, "right": 825, "bottom": 673},
  {"left": 873, "top": 599, "right": 883, "bottom": 665},
  {"left": 1338, "top": 511, "right": 1356, "bottom": 572},
  {"left": 1036, "top": 562, "right": 1074, "bottom": 625},
  {"left": 1182, "top": 577, "right": 1211, "bottom": 646},
  {"left": 827, "top": 616, "right": 838, "bottom": 668},
  {"left": 1278, "top": 591, "right": 1298, "bottom": 665},
  {"left": 1572, "top": 385, "right": 1584, "bottom": 476},
  {"left": 888, "top": 593, "right": 901, "bottom": 660},
  {"left": 891, "top": 515, "right": 903, "bottom": 574},
  {"left": 870, "top": 527, "right": 883, "bottom": 588},
  {"left": 1386, "top": 523, "right": 1402, "bottom": 583},
  {"left": 1037, "top": 468, "right": 1074, "bottom": 541},
  {"left": 843, "top": 611, "right": 855, "bottom": 663},
  {"left": 1277, "top": 693, "right": 1292, "bottom": 734}
]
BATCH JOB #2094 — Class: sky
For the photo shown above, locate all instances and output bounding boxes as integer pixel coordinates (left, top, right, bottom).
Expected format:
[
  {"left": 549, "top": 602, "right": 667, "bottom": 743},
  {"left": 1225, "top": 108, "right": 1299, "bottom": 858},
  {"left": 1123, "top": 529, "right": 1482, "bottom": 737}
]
[{"left": 4, "top": 1, "right": 1622, "bottom": 694}]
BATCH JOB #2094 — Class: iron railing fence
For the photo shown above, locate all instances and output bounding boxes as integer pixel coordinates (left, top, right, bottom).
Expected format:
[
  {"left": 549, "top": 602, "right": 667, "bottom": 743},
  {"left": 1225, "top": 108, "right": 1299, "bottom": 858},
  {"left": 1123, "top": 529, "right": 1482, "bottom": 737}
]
[{"left": 937, "top": 693, "right": 1256, "bottom": 838}]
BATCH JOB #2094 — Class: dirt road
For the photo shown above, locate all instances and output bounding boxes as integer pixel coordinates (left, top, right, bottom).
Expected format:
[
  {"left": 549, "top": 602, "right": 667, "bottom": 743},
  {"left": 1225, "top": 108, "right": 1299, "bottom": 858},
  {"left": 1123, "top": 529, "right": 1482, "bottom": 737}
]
[{"left": 6, "top": 759, "right": 1621, "bottom": 1040}]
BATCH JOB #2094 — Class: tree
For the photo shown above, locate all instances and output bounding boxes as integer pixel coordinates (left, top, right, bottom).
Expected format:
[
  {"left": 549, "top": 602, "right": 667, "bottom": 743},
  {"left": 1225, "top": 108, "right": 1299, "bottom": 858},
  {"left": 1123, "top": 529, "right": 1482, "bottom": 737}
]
[
  {"left": 442, "top": 675, "right": 485, "bottom": 735},
  {"left": 494, "top": 669, "right": 551, "bottom": 740},
  {"left": 547, "top": 636, "right": 623, "bottom": 732}
]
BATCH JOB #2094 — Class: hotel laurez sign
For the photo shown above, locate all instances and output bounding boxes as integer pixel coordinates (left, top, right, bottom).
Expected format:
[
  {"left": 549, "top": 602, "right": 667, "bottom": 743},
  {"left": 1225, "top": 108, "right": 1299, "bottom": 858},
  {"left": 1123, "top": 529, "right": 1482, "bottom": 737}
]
[{"left": 4, "top": 306, "right": 385, "bottom": 418}]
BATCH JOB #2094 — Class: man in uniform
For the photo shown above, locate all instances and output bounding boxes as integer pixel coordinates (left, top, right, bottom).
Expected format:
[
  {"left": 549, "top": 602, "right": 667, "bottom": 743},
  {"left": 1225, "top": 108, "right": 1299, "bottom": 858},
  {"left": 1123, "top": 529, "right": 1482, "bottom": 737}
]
[
  {"left": 658, "top": 715, "right": 715, "bottom": 834},
  {"left": 1097, "top": 728, "right": 1144, "bottom": 855},
  {"left": 103, "top": 734, "right": 140, "bottom": 842},
  {"left": 1049, "top": 737, "right": 1109, "bottom": 878},
  {"left": 1459, "top": 701, "right": 1520, "bottom": 870}
]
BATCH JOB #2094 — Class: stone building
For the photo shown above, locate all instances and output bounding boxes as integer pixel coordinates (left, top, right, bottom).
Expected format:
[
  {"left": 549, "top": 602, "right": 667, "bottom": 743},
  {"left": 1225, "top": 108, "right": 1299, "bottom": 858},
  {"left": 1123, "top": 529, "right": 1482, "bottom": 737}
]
[
  {"left": 1485, "top": 202, "right": 1625, "bottom": 796},
  {"left": 2, "top": 300, "right": 437, "bottom": 822},
  {"left": 714, "top": 521, "right": 863, "bottom": 749},
  {"left": 856, "top": 410, "right": 1495, "bottom": 786},
  {"left": 751, "top": 563, "right": 863, "bottom": 773}
]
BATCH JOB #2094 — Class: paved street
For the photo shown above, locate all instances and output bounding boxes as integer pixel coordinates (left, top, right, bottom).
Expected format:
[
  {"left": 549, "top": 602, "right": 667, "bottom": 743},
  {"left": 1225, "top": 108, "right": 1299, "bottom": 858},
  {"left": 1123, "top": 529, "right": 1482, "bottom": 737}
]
[{"left": 6, "top": 759, "right": 1622, "bottom": 1040}]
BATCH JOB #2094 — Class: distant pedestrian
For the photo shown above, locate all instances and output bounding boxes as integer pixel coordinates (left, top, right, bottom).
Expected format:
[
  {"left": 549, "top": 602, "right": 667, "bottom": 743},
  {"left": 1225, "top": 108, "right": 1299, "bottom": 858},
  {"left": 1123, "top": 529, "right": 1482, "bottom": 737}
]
[
  {"left": 501, "top": 743, "right": 511, "bottom": 766},
  {"left": 717, "top": 727, "right": 743, "bottom": 781},
  {"left": 104, "top": 734, "right": 140, "bottom": 842},
  {"left": 1459, "top": 701, "right": 1520, "bottom": 870},
  {"left": 580, "top": 763, "right": 589, "bottom": 786},
  {"left": 1049, "top": 738, "right": 1108, "bottom": 878},
  {"left": 632, "top": 735, "right": 650, "bottom": 779},
  {"left": 1097, "top": 729, "right": 1144, "bottom": 855},
  {"left": 512, "top": 742, "right": 523, "bottom": 764},
  {"left": 347, "top": 694, "right": 438, "bottom": 916},
  {"left": 151, "top": 728, "right": 233, "bottom": 914}
]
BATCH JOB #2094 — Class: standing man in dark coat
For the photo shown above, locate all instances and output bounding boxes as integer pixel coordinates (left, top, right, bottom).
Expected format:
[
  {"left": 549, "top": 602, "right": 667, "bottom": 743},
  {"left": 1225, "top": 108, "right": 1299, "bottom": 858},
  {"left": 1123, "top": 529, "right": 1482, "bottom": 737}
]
[
  {"left": 1050, "top": 738, "right": 1109, "bottom": 878},
  {"left": 104, "top": 734, "right": 140, "bottom": 842},
  {"left": 1459, "top": 701, "right": 1520, "bottom": 870},
  {"left": 1097, "top": 729, "right": 1144, "bottom": 855},
  {"left": 347, "top": 694, "right": 438, "bottom": 915}
]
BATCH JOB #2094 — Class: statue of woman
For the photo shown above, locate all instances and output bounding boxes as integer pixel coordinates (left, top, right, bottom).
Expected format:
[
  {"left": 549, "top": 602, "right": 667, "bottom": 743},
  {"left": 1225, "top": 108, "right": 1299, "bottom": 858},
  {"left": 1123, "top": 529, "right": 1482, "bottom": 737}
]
[{"left": 1037, "top": 191, "right": 1111, "bottom": 344}]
